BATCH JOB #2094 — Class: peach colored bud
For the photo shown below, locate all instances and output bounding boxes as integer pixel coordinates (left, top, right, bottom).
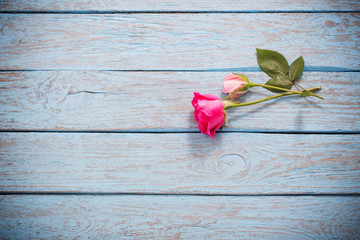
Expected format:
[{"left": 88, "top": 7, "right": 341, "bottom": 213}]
[{"left": 223, "top": 74, "right": 249, "bottom": 99}]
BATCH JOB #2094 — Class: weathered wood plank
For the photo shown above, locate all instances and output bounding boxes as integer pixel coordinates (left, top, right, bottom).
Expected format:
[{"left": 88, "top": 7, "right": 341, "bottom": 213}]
[
  {"left": 0, "top": 133, "right": 359, "bottom": 194},
  {"left": 0, "top": 195, "right": 359, "bottom": 239},
  {"left": 0, "top": 71, "right": 358, "bottom": 132},
  {"left": 0, "top": 13, "right": 359, "bottom": 70},
  {"left": 1, "top": 0, "right": 359, "bottom": 11}
]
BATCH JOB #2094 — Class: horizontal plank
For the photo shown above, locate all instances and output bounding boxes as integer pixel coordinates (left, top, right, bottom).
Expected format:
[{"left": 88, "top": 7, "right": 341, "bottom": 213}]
[
  {"left": 0, "top": 13, "right": 359, "bottom": 70},
  {"left": 0, "top": 195, "right": 359, "bottom": 239},
  {"left": 0, "top": 133, "right": 359, "bottom": 194},
  {"left": 1, "top": 0, "right": 359, "bottom": 11},
  {"left": 0, "top": 71, "right": 358, "bottom": 132}
]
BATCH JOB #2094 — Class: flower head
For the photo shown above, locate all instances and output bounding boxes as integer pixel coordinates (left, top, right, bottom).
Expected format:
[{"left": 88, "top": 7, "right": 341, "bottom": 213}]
[
  {"left": 191, "top": 92, "right": 225, "bottom": 138},
  {"left": 223, "top": 74, "right": 249, "bottom": 99}
]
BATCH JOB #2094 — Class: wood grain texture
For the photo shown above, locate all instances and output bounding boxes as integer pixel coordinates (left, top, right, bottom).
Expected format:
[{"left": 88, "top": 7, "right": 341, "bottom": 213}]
[
  {"left": 0, "top": 132, "right": 359, "bottom": 194},
  {"left": 1, "top": 0, "right": 359, "bottom": 11},
  {"left": 0, "top": 71, "right": 358, "bottom": 132},
  {"left": 0, "top": 195, "right": 359, "bottom": 239},
  {"left": 0, "top": 13, "right": 359, "bottom": 70},
  {"left": 1, "top": 2, "right": 358, "bottom": 238}
]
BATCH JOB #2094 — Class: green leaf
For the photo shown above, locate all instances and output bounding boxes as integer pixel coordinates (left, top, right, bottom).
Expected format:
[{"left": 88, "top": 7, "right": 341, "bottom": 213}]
[
  {"left": 289, "top": 56, "right": 305, "bottom": 81},
  {"left": 300, "top": 91, "right": 310, "bottom": 97},
  {"left": 256, "top": 48, "right": 289, "bottom": 77},
  {"left": 265, "top": 75, "right": 293, "bottom": 92}
]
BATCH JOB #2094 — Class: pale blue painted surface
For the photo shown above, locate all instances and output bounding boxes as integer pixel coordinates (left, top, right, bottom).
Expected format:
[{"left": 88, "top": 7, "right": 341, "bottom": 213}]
[
  {"left": 0, "top": 72, "right": 358, "bottom": 132},
  {"left": 1, "top": 0, "right": 359, "bottom": 11},
  {"left": 0, "top": 14, "right": 359, "bottom": 70},
  {"left": 0, "top": 195, "right": 359, "bottom": 239},
  {"left": 0, "top": 0, "right": 359, "bottom": 239},
  {"left": 0, "top": 133, "right": 359, "bottom": 194}
]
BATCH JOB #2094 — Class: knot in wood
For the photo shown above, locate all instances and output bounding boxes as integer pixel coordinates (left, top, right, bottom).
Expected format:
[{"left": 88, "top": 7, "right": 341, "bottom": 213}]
[{"left": 216, "top": 154, "right": 246, "bottom": 176}]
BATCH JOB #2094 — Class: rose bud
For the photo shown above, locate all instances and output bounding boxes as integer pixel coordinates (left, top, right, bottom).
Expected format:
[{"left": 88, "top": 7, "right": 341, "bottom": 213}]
[
  {"left": 191, "top": 92, "right": 225, "bottom": 138},
  {"left": 223, "top": 74, "right": 249, "bottom": 99}
]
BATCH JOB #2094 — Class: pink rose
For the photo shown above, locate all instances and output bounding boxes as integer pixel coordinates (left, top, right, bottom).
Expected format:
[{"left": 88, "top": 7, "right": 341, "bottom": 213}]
[
  {"left": 223, "top": 74, "right": 249, "bottom": 99},
  {"left": 191, "top": 92, "right": 225, "bottom": 138}
]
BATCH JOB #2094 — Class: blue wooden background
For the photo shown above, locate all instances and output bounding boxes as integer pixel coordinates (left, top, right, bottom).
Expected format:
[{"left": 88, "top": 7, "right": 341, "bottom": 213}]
[{"left": 0, "top": 0, "right": 359, "bottom": 239}]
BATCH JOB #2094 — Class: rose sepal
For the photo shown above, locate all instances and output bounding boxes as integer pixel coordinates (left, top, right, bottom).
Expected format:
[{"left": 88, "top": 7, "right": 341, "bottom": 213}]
[{"left": 222, "top": 100, "right": 239, "bottom": 110}]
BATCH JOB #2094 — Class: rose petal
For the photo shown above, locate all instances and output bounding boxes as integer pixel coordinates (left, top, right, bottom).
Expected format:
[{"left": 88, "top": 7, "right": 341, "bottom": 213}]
[
  {"left": 197, "top": 99, "right": 224, "bottom": 117},
  {"left": 207, "top": 109, "right": 225, "bottom": 135},
  {"left": 197, "top": 93, "right": 220, "bottom": 101},
  {"left": 224, "top": 74, "right": 240, "bottom": 81},
  {"left": 230, "top": 90, "right": 247, "bottom": 99},
  {"left": 191, "top": 92, "right": 201, "bottom": 108},
  {"left": 223, "top": 80, "right": 243, "bottom": 94},
  {"left": 194, "top": 109, "right": 208, "bottom": 123}
]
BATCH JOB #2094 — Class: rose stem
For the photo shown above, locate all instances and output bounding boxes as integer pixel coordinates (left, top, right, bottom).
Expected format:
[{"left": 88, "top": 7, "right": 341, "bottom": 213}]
[
  {"left": 251, "top": 83, "right": 324, "bottom": 100},
  {"left": 224, "top": 87, "right": 322, "bottom": 110}
]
